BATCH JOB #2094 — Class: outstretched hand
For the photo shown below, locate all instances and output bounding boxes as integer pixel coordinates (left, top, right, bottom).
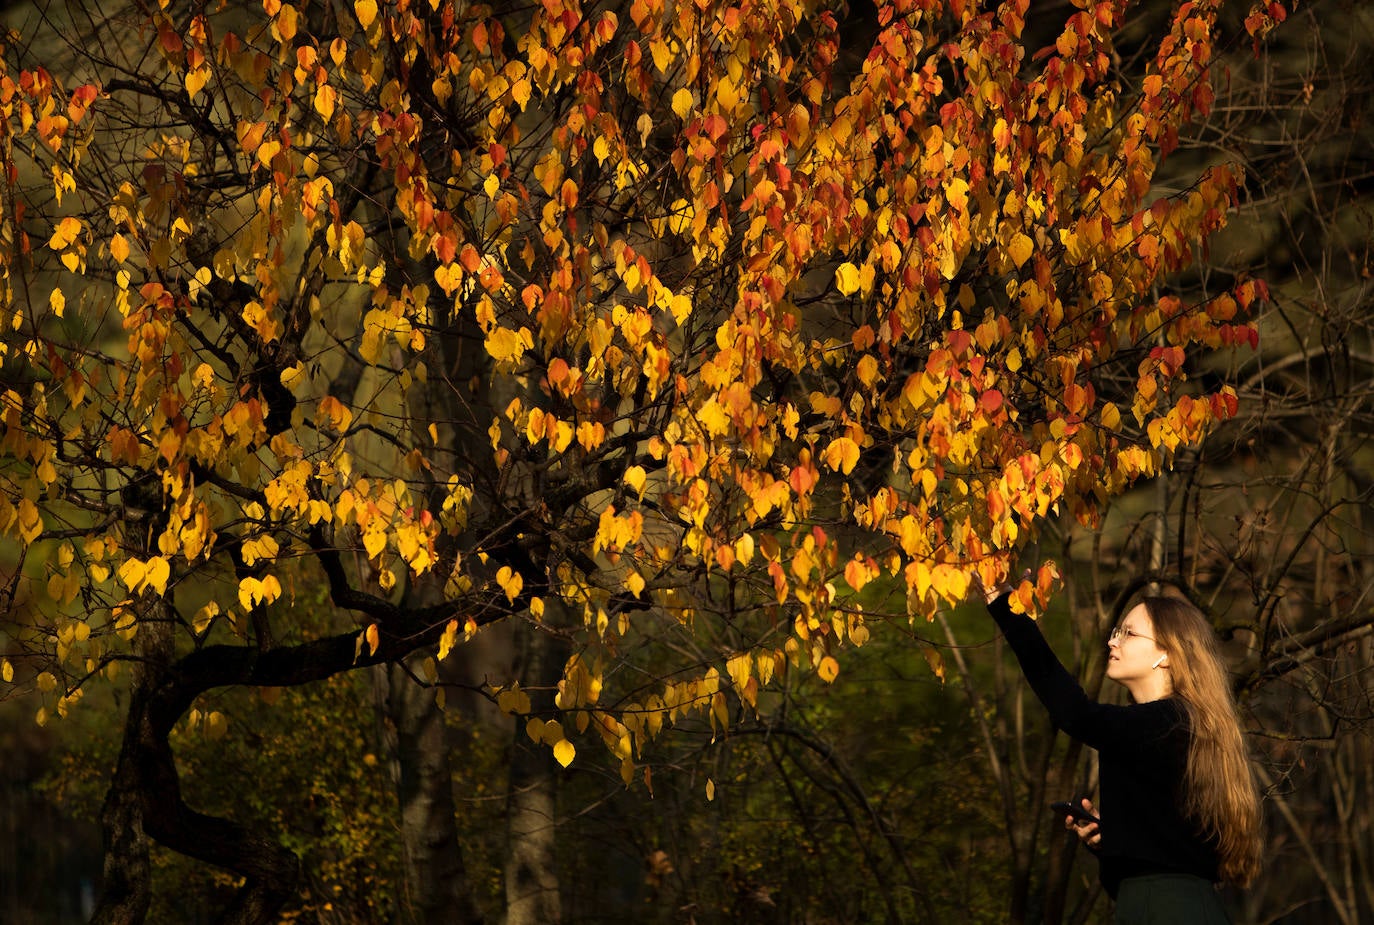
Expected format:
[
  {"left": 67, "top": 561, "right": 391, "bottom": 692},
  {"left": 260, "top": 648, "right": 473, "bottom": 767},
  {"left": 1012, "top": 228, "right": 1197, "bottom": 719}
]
[
  {"left": 968, "top": 570, "right": 1007, "bottom": 605},
  {"left": 969, "top": 569, "right": 1031, "bottom": 605}
]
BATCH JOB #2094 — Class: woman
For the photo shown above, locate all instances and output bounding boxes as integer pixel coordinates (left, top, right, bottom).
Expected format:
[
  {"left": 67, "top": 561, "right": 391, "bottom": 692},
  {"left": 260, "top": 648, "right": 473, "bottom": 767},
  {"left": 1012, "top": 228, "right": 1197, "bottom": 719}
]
[{"left": 984, "top": 588, "right": 1262, "bottom": 923}]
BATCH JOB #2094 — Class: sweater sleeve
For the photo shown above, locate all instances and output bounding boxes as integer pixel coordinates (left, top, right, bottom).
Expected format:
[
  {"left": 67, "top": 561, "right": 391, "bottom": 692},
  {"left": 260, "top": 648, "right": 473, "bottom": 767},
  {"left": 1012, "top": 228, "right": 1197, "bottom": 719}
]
[{"left": 987, "top": 594, "right": 1182, "bottom": 752}]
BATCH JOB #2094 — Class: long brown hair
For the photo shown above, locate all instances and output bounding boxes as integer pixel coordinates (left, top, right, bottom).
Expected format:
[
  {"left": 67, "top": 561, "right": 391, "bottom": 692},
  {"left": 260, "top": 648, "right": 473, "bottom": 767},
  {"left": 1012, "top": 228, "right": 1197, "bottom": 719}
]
[{"left": 1143, "top": 595, "right": 1263, "bottom": 886}]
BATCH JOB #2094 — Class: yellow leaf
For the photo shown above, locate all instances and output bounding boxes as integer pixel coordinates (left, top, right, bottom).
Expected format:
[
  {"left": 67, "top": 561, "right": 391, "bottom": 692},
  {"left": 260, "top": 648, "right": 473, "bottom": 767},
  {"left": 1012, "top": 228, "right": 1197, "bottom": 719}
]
[
  {"left": 363, "top": 527, "right": 387, "bottom": 559},
  {"left": 856, "top": 355, "right": 879, "bottom": 387},
  {"left": 365, "top": 623, "right": 380, "bottom": 655},
  {"left": 549, "top": 421, "right": 574, "bottom": 453},
  {"left": 922, "top": 645, "right": 946, "bottom": 681},
  {"left": 824, "top": 437, "right": 861, "bottom": 475},
  {"left": 485, "top": 325, "right": 532, "bottom": 364},
  {"left": 671, "top": 88, "right": 693, "bottom": 119},
  {"left": 835, "top": 261, "right": 861, "bottom": 296},
  {"left": 496, "top": 565, "right": 523, "bottom": 603},
  {"left": 193, "top": 603, "right": 219, "bottom": 634},
  {"left": 817, "top": 655, "right": 840, "bottom": 683},
  {"left": 17, "top": 499, "right": 43, "bottom": 543},
  {"left": 49, "top": 287, "right": 65, "bottom": 318},
  {"left": 715, "top": 76, "right": 740, "bottom": 110},
  {"left": 1007, "top": 232, "right": 1033, "bottom": 268},
  {"left": 576, "top": 420, "right": 604, "bottom": 452},
  {"left": 438, "top": 618, "right": 459, "bottom": 660},
  {"left": 706, "top": 778, "right": 716, "bottom": 801},
  {"left": 625, "top": 571, "right": 645, "bottom": 598},
  {"left": 48, "top": 216, "right": 82, "bottom": 251},
  {"left": 670, "top": 293, "right": 692, "bottom": 324},
  {"left": 938, "top": 243, "right": 958, "bottom": 281},
  {"left": 2, "top": 659, "right": 12, "bottom": 683},
  {"left": 931, "top": 564, "right": 969, "bottom": 602},
  {"left": 355, "top": 0, "right": 377, "bottom": 28},
  {"left": 734, "top": 533, "right": 755, "bottom": 565},
  {"left": 498, "top": 686, "right": 532, "bottom": 714},
  {"left": 696, "top": 399, "right": 729, "bottom": 437},
  {"left": 553, "top": 739, "right": 575, "bottom": 768},
  {"left": 117, "top": 558, "right": 148, "bottom": 591},
  {"left": 185, "top": 67, "right": 209, "bottom": 99},
  {"left": 314, "top": 84, "right": 336, "bottom": 121},
  {"left": 726, "top": 652, "right": 752, "bottom": 691},
  {"left": 274, "top": 3, "right": 297, "bottom": 40},
  {"left": 649, "top": 36, "right": 672, "bottom": 73},
  {"left": 238, "top": 577, "right": 262, "bottom": 610},
  {"left": 945, "top": 177, "right": 970, "bottom": 211},
  {"left": 280, "top": 362, "right": 306, "bottom": 389},
  {"left": 110, "top": 233, "right": 130, "bottom": 263},
  {"left": 624, "top": 465, "right": 646, "bottom": 499},
  {"left": 143, "top": 556, "right": 171, "bottom": 595},
  {"left": 256, "top": 138, "right": 282, "bottom": 167}
]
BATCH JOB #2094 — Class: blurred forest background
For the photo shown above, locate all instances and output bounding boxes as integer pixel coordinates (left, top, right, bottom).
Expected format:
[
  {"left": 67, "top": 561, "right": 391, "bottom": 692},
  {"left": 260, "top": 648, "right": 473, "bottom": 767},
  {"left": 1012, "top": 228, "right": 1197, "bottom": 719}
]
[{"left": 2, "top": 0, "right": 1373, "bottom": 924}]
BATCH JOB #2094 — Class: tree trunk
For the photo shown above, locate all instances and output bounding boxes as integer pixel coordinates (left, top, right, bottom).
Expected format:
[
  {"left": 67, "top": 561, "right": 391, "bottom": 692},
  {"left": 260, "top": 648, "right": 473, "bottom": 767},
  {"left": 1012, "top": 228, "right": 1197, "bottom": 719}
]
[
  {"left": 89, "top": 598, "right": 304, "bottom": 925},
  {"left": 503, "top": 617, "right": 564, "bottom": 925},
  {"left": 383, "top": 655, "right": 485, "bottom": 925},
  {"left": 89, "top": 587, "right": 173, "bottom": 925},
  {"left": 88, "top": 702, "right": 153, "bottom": 925}
]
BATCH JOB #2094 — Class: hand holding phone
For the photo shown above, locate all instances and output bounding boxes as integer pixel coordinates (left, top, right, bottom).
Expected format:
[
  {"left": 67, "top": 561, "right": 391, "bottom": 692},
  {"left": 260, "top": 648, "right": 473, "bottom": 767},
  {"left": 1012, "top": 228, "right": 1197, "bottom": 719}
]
[{"left": 1050, "top": 799, "right": 1100, "bottom": 826}]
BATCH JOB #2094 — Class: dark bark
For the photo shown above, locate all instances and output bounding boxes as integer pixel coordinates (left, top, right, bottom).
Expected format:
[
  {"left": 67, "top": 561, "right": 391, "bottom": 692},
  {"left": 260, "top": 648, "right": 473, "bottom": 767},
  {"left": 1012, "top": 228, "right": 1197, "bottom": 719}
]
[
  {"left": 88, "top": 718, "right": 152, "bottom": 925},
  {"left": 385, "top": 656, "right": 485, "bottom": 925},
  {"left": 83, "top": 538, "right": 523, "bottom": 923},
  {"left": 88, "top": 647, "right": 302, "bottom": 925},
  {"left": 503, "top": 615, "right": 566, "bottom": 925}
]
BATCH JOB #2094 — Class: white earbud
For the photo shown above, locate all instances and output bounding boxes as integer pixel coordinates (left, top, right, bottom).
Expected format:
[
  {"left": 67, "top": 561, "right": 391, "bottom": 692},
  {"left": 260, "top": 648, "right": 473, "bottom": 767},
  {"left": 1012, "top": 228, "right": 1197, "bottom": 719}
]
[{"left": 1152, "top": 655, "right": 1167, "bottom": 669}]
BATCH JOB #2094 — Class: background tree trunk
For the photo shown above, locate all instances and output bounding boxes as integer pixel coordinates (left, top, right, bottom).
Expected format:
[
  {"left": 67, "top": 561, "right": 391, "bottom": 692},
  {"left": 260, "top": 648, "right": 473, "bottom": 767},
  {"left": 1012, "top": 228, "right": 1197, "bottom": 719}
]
[
  {"left": 503, "top": 613, "right": 566, "bottom": 925},
  {"left": 382, "top": 654, "right": 485, "bottom": 925}
]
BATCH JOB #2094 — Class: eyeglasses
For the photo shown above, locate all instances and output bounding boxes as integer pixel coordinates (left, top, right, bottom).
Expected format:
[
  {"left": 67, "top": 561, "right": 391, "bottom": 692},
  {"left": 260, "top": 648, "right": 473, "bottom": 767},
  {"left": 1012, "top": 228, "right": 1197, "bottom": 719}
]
[{"left": 1109, "top": 625, "right": 1156, "bottom": 644}]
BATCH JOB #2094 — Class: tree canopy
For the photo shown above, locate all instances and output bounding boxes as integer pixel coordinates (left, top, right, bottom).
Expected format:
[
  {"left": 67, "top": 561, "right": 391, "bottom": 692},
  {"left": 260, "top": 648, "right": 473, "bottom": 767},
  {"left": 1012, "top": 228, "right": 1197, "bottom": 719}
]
[{"left": 0, "top": 0, "right": 1289, "bottom": 920}]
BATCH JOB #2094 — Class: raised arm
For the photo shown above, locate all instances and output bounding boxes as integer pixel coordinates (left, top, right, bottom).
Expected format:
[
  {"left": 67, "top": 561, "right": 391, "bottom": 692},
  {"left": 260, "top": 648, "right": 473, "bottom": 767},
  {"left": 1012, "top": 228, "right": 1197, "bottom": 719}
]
[{"left": 986, "top": 595, "right": 1181, "bottom": 751}]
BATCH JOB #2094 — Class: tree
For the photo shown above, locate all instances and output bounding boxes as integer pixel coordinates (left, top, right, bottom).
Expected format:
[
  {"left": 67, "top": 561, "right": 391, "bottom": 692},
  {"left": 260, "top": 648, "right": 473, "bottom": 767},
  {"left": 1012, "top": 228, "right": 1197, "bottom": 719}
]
[{"left": 0, "top": 0, "right": 1284, "bottom": 921}]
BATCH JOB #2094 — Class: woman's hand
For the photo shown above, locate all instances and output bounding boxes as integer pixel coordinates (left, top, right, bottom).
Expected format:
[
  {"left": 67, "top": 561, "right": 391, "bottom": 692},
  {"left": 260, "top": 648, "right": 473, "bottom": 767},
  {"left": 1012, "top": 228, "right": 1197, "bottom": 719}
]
[
  {"left": 969, "top": 569, "right": 1028, "bottom": 605},
  {"left": 1064, "top": 797, "right": 1102, "bottom": 849},
  {"left": 968, "top": 571, "right": 1008, "bottom": 605}
]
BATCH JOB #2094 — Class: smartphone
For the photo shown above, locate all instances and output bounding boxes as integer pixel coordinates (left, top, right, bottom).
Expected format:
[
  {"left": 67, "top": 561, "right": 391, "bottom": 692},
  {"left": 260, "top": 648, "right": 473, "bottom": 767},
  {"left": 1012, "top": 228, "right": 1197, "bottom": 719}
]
[{"left": 1050, "top": 800, "right": 1100, "bottom": 825}]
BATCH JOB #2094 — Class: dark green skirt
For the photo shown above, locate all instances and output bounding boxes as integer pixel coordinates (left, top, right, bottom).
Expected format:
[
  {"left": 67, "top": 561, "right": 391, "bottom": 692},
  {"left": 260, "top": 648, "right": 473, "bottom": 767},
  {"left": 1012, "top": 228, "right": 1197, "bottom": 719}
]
[{"left": 1114, "top": 874, "right": 1231, "bottom": 925}]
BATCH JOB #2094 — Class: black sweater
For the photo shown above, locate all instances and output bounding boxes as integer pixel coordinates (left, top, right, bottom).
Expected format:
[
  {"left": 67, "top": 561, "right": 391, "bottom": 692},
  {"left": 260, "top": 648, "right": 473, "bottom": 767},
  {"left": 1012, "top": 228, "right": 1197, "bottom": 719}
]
[{"left": 988, "top": 595, "right": 1221, "bottom": 897}]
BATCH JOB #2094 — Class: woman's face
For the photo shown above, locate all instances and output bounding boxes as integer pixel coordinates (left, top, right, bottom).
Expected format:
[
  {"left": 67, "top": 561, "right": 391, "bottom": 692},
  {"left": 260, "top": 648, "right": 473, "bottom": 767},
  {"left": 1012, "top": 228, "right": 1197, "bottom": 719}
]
[{"left": 1106, "top": 603, "right": 1171, "bottom": 688}]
